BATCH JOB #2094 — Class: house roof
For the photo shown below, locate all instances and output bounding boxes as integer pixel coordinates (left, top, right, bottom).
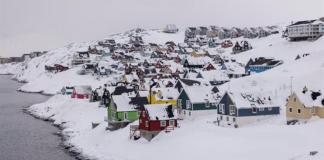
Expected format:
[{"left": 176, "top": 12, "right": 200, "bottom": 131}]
[
  {"left": 289, "top": 20, "right": 316, "bottom": 26},
  {"left": 152, "top": 87, "right": 179, "bottom": 100},
  {"left": 295, "top": 87, "right": 324, "bottom": 107},
  {"left": 182, "top": 85, "right": 222, "bottom": 103},
  {"left": 144, "top": 104, "right": 177, "bottom": 120},
  {"left": 225, "top": 91, "right": 277, "bottom": 109},
  {"left": 197, "top": 70, "right": 229, "bottom": 82},
  {"left": 112, "top": 94, "right": 137, "bottom": 112},
  {"left": 248, "top": 57, "right": 283, "bottom": 66},
  {"left": 178, "top": 78, "right": 201, "bottom": 86},
  {"left": 74, "top": 85, "right": 92, "bottom": 94}
]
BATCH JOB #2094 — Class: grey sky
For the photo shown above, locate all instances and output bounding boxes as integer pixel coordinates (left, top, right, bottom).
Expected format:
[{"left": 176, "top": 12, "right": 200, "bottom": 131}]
[{"left": 1, "top": 0, "right": 323, "bottom": 57}]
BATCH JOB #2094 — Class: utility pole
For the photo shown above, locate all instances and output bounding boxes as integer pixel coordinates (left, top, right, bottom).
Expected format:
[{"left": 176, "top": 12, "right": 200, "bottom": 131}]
[{"left": 290, "top": 76, "right": 294, "bottom": 95}]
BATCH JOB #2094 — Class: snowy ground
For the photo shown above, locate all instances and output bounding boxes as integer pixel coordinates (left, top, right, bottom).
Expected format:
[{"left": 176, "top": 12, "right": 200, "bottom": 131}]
[
  {"left": 1, "top": 28, "right": 324, "bottom": 160},
  {"left": 29, "top": 94, "right": 324, "bottom": 160}
]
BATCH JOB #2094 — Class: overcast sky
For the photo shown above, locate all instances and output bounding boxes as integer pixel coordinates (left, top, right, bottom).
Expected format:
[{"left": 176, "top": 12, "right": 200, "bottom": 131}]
[{"left": 1, "top": 0, "right": 323, "bottom": 57}]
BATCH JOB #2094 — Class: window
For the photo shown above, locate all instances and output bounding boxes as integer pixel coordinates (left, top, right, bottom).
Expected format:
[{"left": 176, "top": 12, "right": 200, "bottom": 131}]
[
  {"left": 220, "top": 115, "right": 223, "bottom": 120},
  {"left": 145, "top": 121, "right": 149, "bottom": 127},
  {"left": 205, "top": 100, "right": 210, "bottom": 108},
  {"left": 169, "top": 120, "right": 175, "bottom": 126},
  {"left": 229, "top": 105, "right": 235, "bottom": 115},
  {"left": 186, "top": 100, "right": 191, "bottom": 109},
  {"left": 178, "top": 99, "right": 182, "bottom": 108},
  {"left": 294, "top": 97, "right": 296, "bottom": 102},
  {"left": 226, "top": 116, "right": 229, "bottom": 121},
  {"left": 298, "top": 109, "right": 301, "bottom": 114},
  {"left": 268, "top": 107, "right": 272, "bottom": 111},
  {"left": 252, "top": 107, "right": 257, "bottom": 113},
  {"left": 233, "top": 117, "right": 236, "bottom": 122},
  {"left": 124, "top": 112, "right": 128, "bottom": 120},
  {"left": 161, "top": 120, "right": 166, "bottom": 127},
  {"left": 219, "top": 103, "right": 225, "bottom": 114},
  {"left": 259, "top": 107, "right": 264, "bottom": 112},
  {"left": 289, "top": 108, "right": 292, "bottom": 112}
]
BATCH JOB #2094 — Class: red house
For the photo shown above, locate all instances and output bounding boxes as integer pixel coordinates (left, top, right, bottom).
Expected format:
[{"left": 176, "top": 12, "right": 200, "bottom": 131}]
[
  {"left": 139, "top": 104, "right": 178, "bottom": 132},
  {"left": 203, "top": 62, "right": 216, "bottom": 71},
  {"left": 71, "top": 85, "right": 92, "bottom": 99}
]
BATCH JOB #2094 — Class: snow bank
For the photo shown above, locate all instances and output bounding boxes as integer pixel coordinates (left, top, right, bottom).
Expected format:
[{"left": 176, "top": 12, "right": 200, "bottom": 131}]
[{"left": 29, "top": 95, "right": 324, "bottom": 160}]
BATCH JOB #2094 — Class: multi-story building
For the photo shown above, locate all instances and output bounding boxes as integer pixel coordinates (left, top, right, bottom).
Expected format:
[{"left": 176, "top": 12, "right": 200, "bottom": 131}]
[{"left": 287, "top": 19, "right": 324, "bottom": 41}]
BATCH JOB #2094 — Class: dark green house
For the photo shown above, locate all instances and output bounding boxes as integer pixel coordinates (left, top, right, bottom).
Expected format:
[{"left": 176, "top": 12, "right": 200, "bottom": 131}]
[{"left": 177, "top": 86, "right": 221, "bottom": 119}]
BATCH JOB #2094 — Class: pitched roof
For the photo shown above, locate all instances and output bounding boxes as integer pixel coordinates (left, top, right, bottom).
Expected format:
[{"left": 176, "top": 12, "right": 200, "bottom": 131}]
[
  {"left": 182, "top": 85, "right": 222, "bottom": 103},
  {"left": 112, "top": 94, "right": 137, "bottom": 112},
  {"left": 144, "top": 104, "right": 177, "bottom": 120},
  {"left": 225, "top": 91, "right": 277, "bottom": 109},
  {"left": 295, "top": 87, "right": 324, "bottom": 107}
]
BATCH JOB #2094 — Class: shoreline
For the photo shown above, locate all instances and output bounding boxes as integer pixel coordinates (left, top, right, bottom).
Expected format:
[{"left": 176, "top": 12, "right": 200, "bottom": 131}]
[
  {"left": 23, "top": 106, "right": 91, "bottom": 160},
  {"left": 1, "top": 74, "right": 88, "bottom": 160}
]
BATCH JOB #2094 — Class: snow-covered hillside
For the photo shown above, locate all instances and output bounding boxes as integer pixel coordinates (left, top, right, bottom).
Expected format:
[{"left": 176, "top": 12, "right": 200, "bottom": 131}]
[{"left": 1, "top": 27, "right": 324, "bottom": 160}]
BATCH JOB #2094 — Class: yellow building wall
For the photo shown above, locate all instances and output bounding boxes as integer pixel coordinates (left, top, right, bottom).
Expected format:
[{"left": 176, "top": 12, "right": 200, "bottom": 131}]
[
  {"left": 315, "top": 107, "right": 324, "bottom": 118},
  {"left": 147, "top": 95, "right": 177, "bottom": 107},
  {"left": 286, "top": 94, "right": 313, "bottom": 120}
]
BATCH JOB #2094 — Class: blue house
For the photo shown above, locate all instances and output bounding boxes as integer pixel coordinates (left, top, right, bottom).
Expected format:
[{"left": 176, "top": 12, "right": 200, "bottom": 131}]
[
  {"left": 245, "top": 57, "right": 283, "bottom": 74},
  {"left": 217, "top": 92, "right": 280, "bottom": 128}
]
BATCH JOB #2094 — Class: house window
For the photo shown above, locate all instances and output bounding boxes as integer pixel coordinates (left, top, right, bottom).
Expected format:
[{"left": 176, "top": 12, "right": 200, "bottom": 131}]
[
  {"left": 294, "top": 98, "right": 296, "bottom": 102},
  {"left": 124, "top": 113, "right": 128, "bottom": 120},
  {"left": 219, "top": 103, "right": 225, "bottom": 114},
  {"left": 252, "top": 107, "right": 257, "bottom": 113},
  {"left": 229, "top": 105, "right": 235, "bottom": 115},
  {"left": 233, "top": 117, "right": 236, "bottom": 122},
  {"left": 220, "top": 115, "right": 223, "bottom": 120},
  {"left": 205, "top": 101, "right": 210, "bottom": 108},
  {"left": 161, "top": 120, "right": 167, "bottom": 127},
  {"left": 186, "top": 100, "right": 191, "bottom": 109},
  {"left": 169, "top": 120, "right": 175, "bottom": 126},
  {"left": 226, "top": 116, "right": 229, "bottom": 121},
  {"left": 259, "top": 107, "right": 264, "bottom": 112},
  {"left": 145, "top": 121, "right": 149, "bottom": 127},
  {"left": 289, "top": 108, "right": 292, "bottom": 112},
  {"left": 178, "top": 99, "right": 182, "bottom": 108},
  {"left": 268, "top": 107, "right": 272, "bottom": 111},
  {"left": 298, "top": 109, "right": 301, "bottom": 114}
]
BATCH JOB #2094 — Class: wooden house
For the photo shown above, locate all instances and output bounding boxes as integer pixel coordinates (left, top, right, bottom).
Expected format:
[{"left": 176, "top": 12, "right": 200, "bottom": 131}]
[
  {"left": 139, "top": 104, "right": 178, "bottom": 141},
  {"left": 147, "top": 87, "right": 178, "bottom": 107},
  {"left": 196, "top": 70, "right": 229, "bottom": 86},
  {"left": 107, "top": 94, "right": 143, "bottom": 130},
  {"left": 245, "top": 57, "right": 283, "bottom": 74},
  {"left": 217, "top": 92, "right": 280, "bottom": 128},
  {"left": 174, "top": 78, "right": 201, "bottom": 93},
  {"left": 177, "top": 85, "right": 221, "bottom": 119},
  {"left": 163, "top": 24, "right": 179, "bottom": 33},
  {"left": 71, "top": 85, "right": 92, "bottom": 99},
  {"left": 243, "top": 27, "right": 258, "bottom": 39},
  {"left": 183, "top": 56, "right": 211, "bottom": 69},
  {"left": 286, "top": 87, "right": 324, "bottom": 124},
  {"left": 232, "top": 41, "right": 252, "bottom": 54},
  {"left": 221, "top": 40, "right": 233, "bottom": 48}
]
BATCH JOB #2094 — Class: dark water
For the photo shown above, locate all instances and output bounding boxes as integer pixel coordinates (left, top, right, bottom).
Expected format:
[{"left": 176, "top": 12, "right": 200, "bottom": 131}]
[{"left": 0, "top": 75, "right": 75, "bottom": 160}]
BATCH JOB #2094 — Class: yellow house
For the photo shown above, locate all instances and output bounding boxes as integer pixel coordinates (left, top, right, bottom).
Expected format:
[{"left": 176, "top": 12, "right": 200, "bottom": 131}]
[
  {"left": 286, "top": 87, "right": 324, "bottom": 124},
  {"left": 147, "top": 88, "right": 178, "bottom": 107}
]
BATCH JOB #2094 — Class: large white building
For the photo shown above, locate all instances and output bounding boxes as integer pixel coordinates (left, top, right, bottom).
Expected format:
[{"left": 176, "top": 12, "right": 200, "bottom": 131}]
[{"left": 287, "top": 19, "right": 324, "bottom": 41}]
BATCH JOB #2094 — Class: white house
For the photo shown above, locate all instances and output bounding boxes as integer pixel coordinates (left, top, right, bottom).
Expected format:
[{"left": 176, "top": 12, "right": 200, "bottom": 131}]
[{"left": 287, "top": 19, "right": 324, "bottom": 41}]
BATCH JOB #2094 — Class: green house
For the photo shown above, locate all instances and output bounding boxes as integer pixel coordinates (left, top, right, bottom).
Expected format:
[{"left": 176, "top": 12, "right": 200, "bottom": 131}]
[
  {"left": 107, "top": 94, "right": 139, "bottom": 129},
  {"left": 177, "top": 85, "right": 221, "bottom": 119}
]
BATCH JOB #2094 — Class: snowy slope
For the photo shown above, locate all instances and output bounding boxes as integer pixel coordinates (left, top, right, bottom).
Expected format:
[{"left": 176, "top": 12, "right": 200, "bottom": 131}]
[{"left": 1, "top": 27, "right": 324, "bottom": 160}]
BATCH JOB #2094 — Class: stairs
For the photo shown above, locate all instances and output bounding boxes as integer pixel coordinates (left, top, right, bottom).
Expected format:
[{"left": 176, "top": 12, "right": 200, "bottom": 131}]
[{"left": 165, "top": 126, "right": 174, "bottom": 133}]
